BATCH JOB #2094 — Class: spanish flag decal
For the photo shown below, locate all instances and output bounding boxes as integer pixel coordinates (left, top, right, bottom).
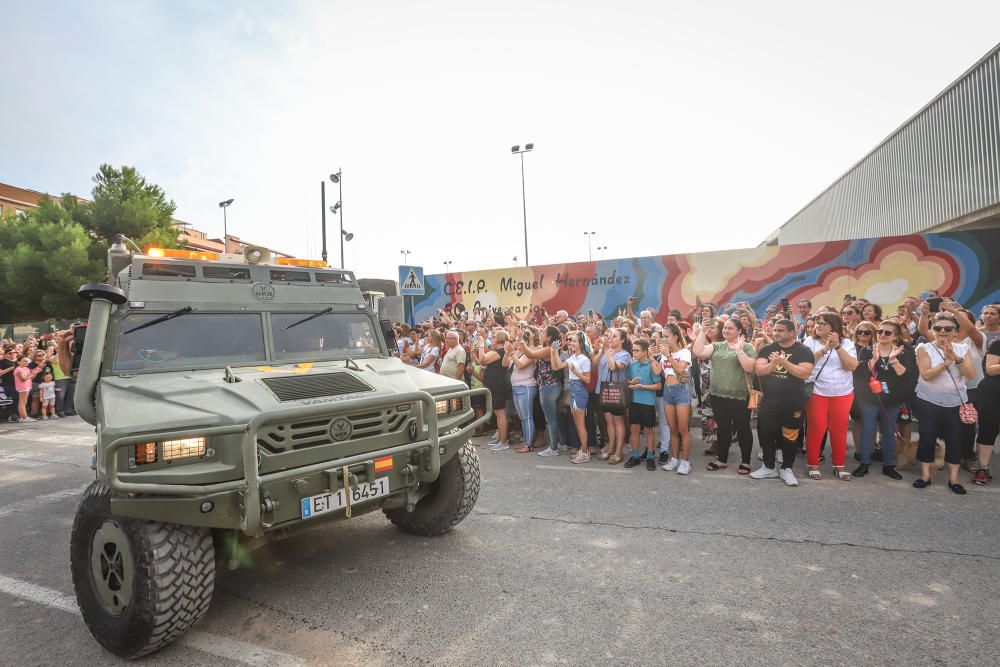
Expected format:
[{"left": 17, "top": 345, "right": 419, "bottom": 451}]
[{"left": 374, "top": 456, "right": 394, "bottom": 472}]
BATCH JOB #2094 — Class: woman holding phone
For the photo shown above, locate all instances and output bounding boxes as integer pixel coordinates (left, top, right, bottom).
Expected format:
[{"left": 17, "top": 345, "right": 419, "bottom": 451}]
[{"left": 550, "top": 332, "right": 592, "bottom": 463}]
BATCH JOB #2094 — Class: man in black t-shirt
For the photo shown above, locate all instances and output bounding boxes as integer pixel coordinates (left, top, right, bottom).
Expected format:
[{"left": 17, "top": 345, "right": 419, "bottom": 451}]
[{"left": 751, "top": 319, "right": 815, "bottom": 486}]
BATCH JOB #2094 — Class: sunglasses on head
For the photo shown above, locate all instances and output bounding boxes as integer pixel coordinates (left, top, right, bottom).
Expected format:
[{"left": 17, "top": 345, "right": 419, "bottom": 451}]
[{"left": 932, "top": 325, "right": 956, "bottom": 333}]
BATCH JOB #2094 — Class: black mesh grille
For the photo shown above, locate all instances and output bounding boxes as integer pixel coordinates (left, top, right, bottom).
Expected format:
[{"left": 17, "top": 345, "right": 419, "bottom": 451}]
[{"left": 261, "top": 373, "right": 374, "bottom": 402}]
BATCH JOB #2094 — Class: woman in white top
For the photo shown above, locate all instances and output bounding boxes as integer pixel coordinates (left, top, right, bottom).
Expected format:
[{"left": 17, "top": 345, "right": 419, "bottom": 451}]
[
  {"left": 913, "top": 312, "right": 976, "bottom": 494},
  {"left": 652, "top": 323, "right": 694, "bottom": 474},
  {"left": 803, "top": 313, "right": 859, "bottom": 480},
  {"left": 416, "top": 330, "right": 441, "bottom": 371},
  {"left": 550, "top": 332, "right": 592, "bottom": 464}
]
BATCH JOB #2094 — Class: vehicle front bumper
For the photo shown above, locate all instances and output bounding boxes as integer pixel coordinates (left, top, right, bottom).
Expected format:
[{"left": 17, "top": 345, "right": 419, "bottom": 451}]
[{"left": 102, "top": 388, "right": 491, "bottom": 536}]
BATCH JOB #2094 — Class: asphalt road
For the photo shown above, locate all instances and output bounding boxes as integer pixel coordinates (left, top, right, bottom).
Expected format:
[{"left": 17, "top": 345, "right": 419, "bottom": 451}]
[{"left": 2, "top": 416, "right": 999, "bottom": 666}]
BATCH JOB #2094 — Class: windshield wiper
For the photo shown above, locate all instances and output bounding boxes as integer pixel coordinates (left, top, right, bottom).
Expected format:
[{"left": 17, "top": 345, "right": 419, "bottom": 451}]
[
  {"left": 283, "top": 307, "right": 333, "bottom": 330},
  {"left": 123, "top": 306, "right": 193, "bottom": 335}
]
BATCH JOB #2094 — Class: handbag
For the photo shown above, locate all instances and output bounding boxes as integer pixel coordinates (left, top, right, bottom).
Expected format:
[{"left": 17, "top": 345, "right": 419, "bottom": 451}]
[
  {"left": 744, "top": 372, "right": 762, "bottom": 409},
  {"left": 803, "top": 348, "right": 833, "bottom": 400},
  {"left": 599, "top": 359, "right": 629, "bottom": 410},
  {"left": 930, "top": 345, "right": 978, "bottom": 425}
]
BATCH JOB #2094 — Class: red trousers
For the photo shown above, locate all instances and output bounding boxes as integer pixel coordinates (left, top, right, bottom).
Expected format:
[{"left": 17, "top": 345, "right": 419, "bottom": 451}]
[{"left": 806, "top": 393, "right": 854, "bottom": 467}]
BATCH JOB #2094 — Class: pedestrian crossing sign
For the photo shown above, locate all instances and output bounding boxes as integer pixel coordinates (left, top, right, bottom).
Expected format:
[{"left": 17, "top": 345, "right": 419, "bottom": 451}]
[{"left": 399, "top": 265, "right": 425, "bottom": 295}]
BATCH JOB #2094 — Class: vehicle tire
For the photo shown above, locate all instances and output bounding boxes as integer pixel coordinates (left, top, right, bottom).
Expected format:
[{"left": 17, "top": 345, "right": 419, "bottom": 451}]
[
  {"left": 384, "top": 441, "right": 480, "bottom": 536},
  {"left": 70, "top": 481, "right": 215, "bottom": 659}
]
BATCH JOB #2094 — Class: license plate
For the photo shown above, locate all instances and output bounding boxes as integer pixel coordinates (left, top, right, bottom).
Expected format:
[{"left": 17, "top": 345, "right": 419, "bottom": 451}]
[{"left": 300, "top": 477, "right": 390, "bottom": 520}]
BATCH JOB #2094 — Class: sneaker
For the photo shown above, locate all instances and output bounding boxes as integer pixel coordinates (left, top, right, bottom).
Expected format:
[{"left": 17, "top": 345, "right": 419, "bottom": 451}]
[
  {"left": 775, "top": 449, "right": 784, "bottom": 465},
  {"left": 624, "top": 457, "right": 642, "bottom": 468},
  {"left": 677, "top": 459, "right": 691, "bottom": 475},
  {"left": 537, "top": 447, "right": 559, "bottom": 457},
  {"left": 51, "top": 413, "right": 61, "bottom": 419},
  {"left": 19, "top": 417, "right": 37, "bottom": 423},
  {"left": 661, "top": 457, "right": 680, "bottom": 472},
  {"left": 779, "top": 468, "right": 799, "bottom": 486},
  {"left": 557, "top": 443, "right": 569, "bottom": 451},
  {"left": 490, "top": 441, "right": 510, "bottom": 451},
  {"left": 749, "top": 465, "right": 779, "bottom": 480},
  {"left": 41, "top": 415, "right": 49, "bottom": 420},
  {"left": 973, "top": 468, "right": 991, "bottom": 486},
  {"left": 658, "top": 451, "right": 669, "bottom": 464},
  {"left": 571, "top": 450, "right": 591, "bottom": 464},
  {"left": 488, "top": 432, "right": 500, "bottom": 445}
]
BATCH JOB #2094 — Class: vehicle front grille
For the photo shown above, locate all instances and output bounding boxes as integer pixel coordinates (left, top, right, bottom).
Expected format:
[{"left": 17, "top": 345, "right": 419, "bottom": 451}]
[
  {"left": 261, "top": 372, "right": 374, "bottom": 402},
  {"left": 256, "top": 405, "right": 412, "bottom": 452}
]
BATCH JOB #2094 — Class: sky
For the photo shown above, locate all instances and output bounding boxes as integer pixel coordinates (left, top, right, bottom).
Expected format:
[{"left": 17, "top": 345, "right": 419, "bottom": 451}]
[{"left": 4, "top": 1, "right": 1000, "bottom": 280}]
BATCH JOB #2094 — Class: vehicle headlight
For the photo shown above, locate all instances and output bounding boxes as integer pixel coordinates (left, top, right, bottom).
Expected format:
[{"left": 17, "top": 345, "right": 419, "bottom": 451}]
[
  {"left": 451, "top": 398, "right": 463, "bottom": 411},
  {"left": 134, "top": 442, "right": 157, "bottom": 465},
  {"left": 162, "top": 436, "right": 207, "bottom": 462},
  {"left": 435, "top": 400, "right": 450, "bottom": 415}
]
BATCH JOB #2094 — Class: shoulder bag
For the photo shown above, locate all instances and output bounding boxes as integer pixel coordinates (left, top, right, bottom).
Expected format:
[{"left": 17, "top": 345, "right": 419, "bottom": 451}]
[
  {"left": 803, "top": 346, "right": 832, "bottom": 400},
  {"left": 930, "top": 345, "right": 977, "bottom": 425},
  {"left": 600, "top": 356, "right": 629, "bottom": 410}
]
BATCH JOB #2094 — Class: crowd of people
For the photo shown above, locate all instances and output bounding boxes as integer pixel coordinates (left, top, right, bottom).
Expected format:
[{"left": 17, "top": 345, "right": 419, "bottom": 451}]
[
  {"left": 394, "top": 293, "right": 1000, "bottom": 494},
  {"left": 0, "top": 333, "right": 76, "bottom": 423}
]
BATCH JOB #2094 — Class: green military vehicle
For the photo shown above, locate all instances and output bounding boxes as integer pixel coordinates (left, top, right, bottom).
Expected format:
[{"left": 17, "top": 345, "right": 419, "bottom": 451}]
[{"left": 68, "top": 242, "right": 489, "bottom": 658}]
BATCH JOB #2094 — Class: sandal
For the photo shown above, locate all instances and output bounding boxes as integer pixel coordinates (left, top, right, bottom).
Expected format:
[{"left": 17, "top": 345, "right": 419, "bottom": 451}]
[
  {"left": 807, "top": 466, "right": 822, "bottom": 480},
  {"left": 738, "top": 464, "right": 751, "bottom": 475},
  {"left": 598, "top": 452, "right": 611, "bottom": 461},
  {"left": 706, "top": 461, "right": 728, "bottom": 471},
  {"left": 834, "top": 467, "right": 852, "bottom": 481},
  {"left": 514, "top": 445, "right": 534, "bottom": 454},
  {"left": 609, "top": 454, "right": 622, "bottom": 465}
]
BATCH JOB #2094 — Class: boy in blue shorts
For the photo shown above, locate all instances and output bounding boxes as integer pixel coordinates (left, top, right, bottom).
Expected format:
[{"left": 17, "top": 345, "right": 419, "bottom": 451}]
[{"left": 624, "top": 340, "right": 663, "bottom": 470}]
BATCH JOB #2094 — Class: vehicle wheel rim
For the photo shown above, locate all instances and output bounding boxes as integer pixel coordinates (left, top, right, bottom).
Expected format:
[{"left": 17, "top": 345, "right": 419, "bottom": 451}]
[{"left": 89, "top": 519, "right": 134, "bottom": 616}]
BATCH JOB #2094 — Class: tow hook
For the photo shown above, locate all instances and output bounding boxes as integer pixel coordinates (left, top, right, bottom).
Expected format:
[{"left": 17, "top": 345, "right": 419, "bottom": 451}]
[{"left": 400, "top": 463, "right": 417, "bottom": 486}]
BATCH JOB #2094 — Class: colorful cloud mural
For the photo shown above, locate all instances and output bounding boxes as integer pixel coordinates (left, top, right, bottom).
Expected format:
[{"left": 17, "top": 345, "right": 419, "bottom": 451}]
[{"left": 410, "top": 229, "right": 1000, "bottom": 323}]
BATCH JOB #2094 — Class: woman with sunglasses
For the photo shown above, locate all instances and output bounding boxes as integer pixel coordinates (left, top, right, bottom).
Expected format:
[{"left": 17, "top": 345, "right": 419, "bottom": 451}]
[
  {"left": 849, "top": 323, "right": 877, "bottom": 455},
  {"left": 913, "top": 313, "right": 976, "bottom": 494},
  {"left": 852, "top": 320, "right": 916, "bottom": 479},
  {"left": 804, "top": 313, "right": 859, "bottom": 480},
  {"left": 841, "top": 306, "right": 861, "bottom": 337}
]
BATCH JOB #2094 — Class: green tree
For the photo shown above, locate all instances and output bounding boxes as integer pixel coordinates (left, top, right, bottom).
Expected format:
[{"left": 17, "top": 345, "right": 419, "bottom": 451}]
[
  {"left": 0, "top": 198, "right": 104, "bottom": 321},
  {"left": 73, "top": 164, "right": 180, "bottom": 252}
]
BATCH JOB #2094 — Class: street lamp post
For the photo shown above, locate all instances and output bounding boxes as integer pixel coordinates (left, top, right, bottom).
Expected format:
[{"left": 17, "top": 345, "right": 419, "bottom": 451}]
[
  {"left": 597, "top": 245, "right": 608, "bottom": 259},
  {"left": 510, "top": 143, "right": 534, "bottom": 266},
  {"left": 443, "top": 260, "right": 453, "bottom": 271},
  {"left": 400, "top": 249, "right": 412, "bottom": 264},
  {"left": 584, "top": 231, "right": 596, "bottom": 261},
  {"left": 218, "top": 199, "right": 234, "bottom": 252}
]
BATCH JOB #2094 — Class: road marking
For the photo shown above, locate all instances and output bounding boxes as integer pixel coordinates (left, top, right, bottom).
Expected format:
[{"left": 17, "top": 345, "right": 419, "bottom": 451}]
[
  {"left": 535, "top": 464, "right": 629, "bottom": 474},
  {"left": 0, "top": 574, "right": 304, "bottom": 666},
  {"left": 0, "top": 485, "right": 90, "bottom": 519}
]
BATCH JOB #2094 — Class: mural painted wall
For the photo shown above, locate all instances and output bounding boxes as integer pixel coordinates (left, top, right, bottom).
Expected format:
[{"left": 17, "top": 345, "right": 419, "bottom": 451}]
[{"left": 411, "top": 229, "right": 1000, "bottom": 323}]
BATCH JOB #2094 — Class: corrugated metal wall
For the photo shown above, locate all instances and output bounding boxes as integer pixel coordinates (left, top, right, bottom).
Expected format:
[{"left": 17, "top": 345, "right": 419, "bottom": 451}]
[{"left": 774, "top": 44, "right": 1000, "bottom": 245}]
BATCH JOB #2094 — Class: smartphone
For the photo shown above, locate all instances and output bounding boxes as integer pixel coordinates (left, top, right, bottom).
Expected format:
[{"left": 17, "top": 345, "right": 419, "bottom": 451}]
[
  {"left": 551, "top": 341, "right": 560, "bottom": 351},
  {"left": 780, "top": 297, "right": 790, "bottom": 311},
  {"left": 928, "top": 297, "right": 942, "bottom": 313}
]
